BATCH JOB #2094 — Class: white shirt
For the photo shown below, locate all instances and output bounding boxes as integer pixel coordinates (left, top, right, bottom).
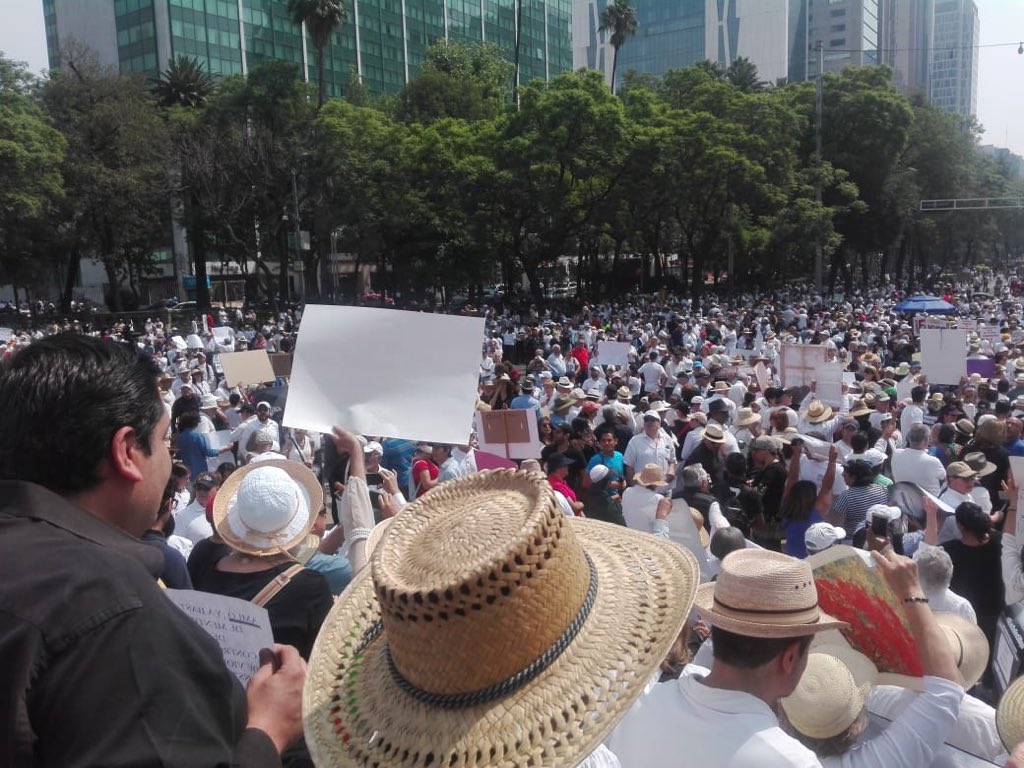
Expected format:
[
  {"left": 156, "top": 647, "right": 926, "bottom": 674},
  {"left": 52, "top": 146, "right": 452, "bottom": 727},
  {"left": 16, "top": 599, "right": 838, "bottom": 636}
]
[
  {"left": 923, "top": 586, "right": 977, "bottom": 623},
  {"left": 900, "top": 403, "right": 925, "bottom": 436},
  {"left": 638, "top": 361, "right": 666, "bottom": 392},
  {"left": 621, "top": 486, "right": 663, "bottom": 534},
  {"left": 174, "top": 500, "right": 207, "bottom": 538},
  {"left": 184, "top": 514, "right": 214, "bottom": 545},
  {"left": 607, "top": 665, "right": 822, "bottom": 767},
  {"left": 890, "top": 449, "right": 946, "bottom": 496},
  {"left": 623, "top": 432, "right": 676, "bottom": 474}
]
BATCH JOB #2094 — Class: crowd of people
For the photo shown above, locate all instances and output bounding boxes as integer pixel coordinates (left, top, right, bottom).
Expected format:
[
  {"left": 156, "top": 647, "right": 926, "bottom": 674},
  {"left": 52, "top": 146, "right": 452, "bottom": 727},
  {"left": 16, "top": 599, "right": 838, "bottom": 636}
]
[{"left": 7, "top": 273, "right": 1024, "bottom": 767}]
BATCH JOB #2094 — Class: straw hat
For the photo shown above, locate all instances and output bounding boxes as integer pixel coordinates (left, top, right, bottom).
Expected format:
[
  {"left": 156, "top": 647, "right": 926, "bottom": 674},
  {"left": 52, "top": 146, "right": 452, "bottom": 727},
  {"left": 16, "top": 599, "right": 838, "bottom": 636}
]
[
  {"left": 955, "top": 418, "right": 975, "bottom": 438},
  {"left": 213, "top": 460, "right": 324, "bottom": 557},
  {"left": 693, "top": 549, "right": 847, "bottom": 638},
  {"left": 734, "top": 407, "right": 760, "bottom": 428},
  {"left": 962, "top": 451, "right": 996, "bottom": 478},
  {"left": 849, "top": 400, "right": 873, "bottom": 418},
  {"left": 636, "top": 463, "right": 669, "bottom": 487},
  {"left": 616, "top": 386, "right": 632, "bottom": 402},
  {"left": 303, "top": 470, "right": 699, "bottom": 768},
  {"left": 702, "top": 423, "right": 727, "bottom": 444},
  {"left": 803, "top": 400, "right": 834, "bottom": 424},
  {"left": 551, "top": 394, "right": 574, "bottom": 414},
  {"left": 779, "top": 652, "right": 870, "bottom": 739},
  {"left": 935, "top": 612, "right": 988, "bottom": 689},
  {"left": 712, "top": 380, "right": 730, "bottom": 393},
  {"left": 998, "top": 674, "right": 1024, "bottom": 751},
  {"left": 690, "top": 507, "right": 711, "bottom": 548}
]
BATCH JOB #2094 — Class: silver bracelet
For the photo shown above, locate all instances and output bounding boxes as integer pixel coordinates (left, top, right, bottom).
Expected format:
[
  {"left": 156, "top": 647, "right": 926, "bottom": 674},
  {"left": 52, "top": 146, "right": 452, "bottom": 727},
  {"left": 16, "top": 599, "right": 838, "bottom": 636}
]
[{"left": 347, "top": 526, "right": 373, "bottom": 543}]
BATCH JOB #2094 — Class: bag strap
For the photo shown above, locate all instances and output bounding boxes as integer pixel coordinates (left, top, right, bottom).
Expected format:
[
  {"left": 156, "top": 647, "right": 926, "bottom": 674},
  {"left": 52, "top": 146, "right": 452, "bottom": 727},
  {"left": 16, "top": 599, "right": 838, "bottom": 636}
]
[{"left": 251, "top": 563, "right": 304, "bottom": 608}]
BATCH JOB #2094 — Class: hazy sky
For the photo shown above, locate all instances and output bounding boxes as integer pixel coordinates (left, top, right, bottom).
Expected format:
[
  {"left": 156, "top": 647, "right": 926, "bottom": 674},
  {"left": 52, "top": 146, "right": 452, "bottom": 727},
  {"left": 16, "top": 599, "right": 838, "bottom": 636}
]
[{"left": 0, "top": 0, "right": 1021, "bottom": 155}]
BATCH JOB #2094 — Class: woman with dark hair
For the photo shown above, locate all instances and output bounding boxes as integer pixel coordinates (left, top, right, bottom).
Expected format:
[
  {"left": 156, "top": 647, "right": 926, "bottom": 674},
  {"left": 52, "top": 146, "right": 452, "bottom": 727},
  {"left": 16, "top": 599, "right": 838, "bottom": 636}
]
[
  {"left": 538, "top": 415, "right": 555, "bottom": 448},
  {"left": 780, "top": 445, "right": 838, "bottom": 558},
  {"left": 929, "top": 422, "right": 960, "bottom": 467},
  {"left": 967, "top": 419, "right": 1010, "bottom": 509},
  {"left": 943, "top": 500, "right": 1004, "bottom": 673}
]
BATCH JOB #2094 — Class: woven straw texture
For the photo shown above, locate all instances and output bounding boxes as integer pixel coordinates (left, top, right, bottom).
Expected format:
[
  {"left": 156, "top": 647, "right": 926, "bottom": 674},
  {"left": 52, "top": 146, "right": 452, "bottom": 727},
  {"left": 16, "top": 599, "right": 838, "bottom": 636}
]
[
  {"left": 303, "top": 469, "right": 697, "bottom": 768},
  {"left": 694, "top": 549, "right": 846, "bottom": 638},
  {"left": 780, "top": 652, "right": 870, "bottom": 739},
  {"left": 998, "top": 675, "right": 1024, "bottom": 751}
]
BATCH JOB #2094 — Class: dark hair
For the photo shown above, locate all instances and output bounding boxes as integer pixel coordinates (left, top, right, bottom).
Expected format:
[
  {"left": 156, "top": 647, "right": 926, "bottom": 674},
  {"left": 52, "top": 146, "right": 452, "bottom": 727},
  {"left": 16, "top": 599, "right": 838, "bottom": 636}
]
[
  {"left": 709, "top": 527, "right": 746, "bottom": 560},
  {"left": 712, "top": 626, "right": 813, "bottom": 668},
  {"left": 844, "top": 459, "right": 875, "bottom": 486},
  {"left": 177, "top": 410, "right": 200, "bottom": 430},
  {"left": 724, "top": 452, "right": 747, "bottom": 481},
  {"left": 780, "top": 480, "right": 817, "bottom": 523},
  {"left": 850, "top": 432, "right": 868, "bottom": 452},
  {"left": 911, "top": 385, "right": 927, "bottom": 403},
  {"left": 955, "top": 501, "right": 991, "bottom": 540},
  {"left": 0, "top": 334, "right": 163, "bottom": 495},
  {"left": 937, "top": 423, "right": 956, "bottom": 444},
  {"left": 217, "top": 462, "right": 237, "bottom": 482},
  {"left": 229, "top": 393, "right": 241, "bottom": 406},
  {"left": 171, "top": 462, "right": 190, "bottom": 480}
]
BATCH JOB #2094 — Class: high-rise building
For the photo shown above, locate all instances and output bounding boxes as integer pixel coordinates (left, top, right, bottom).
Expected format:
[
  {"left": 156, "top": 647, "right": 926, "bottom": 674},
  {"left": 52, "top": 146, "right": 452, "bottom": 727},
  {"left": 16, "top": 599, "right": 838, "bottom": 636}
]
[
  {"left": 881, "top": 0, "right": 933, "bottom": 97},
  {"left": 803, "top": 0, "right": 882, "bottom": 76},
  {"left": 928, "top": 0, "right": 978, "bottom": 116},
  {"left": 41, "top": 0, "right": 571, "bottom": 96},
  {"left": 573, "top": 0, "right": 791, "bottom": 88}
]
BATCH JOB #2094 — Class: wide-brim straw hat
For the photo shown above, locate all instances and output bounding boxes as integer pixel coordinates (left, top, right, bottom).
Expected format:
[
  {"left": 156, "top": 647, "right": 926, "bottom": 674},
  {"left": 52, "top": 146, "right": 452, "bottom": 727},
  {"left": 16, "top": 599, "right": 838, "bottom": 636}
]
[
  {"left": 779, "top": 652, "right": 870, "bottom": 739},
  {"left": 803, "top": 400, "right": 834, "bottom": 424},
  {"left": 849, "top": 400, "right": 873, "bottom": 418},
  {"left": 213, "top": 460, "right": 323, "bottom": 557},
  {"left": 702, "top": 423, "right": 728, "bottom": 444},
  {"left": 636, "top": 463, "right": 669, "bottom": 487},
  {"left": 694, "top": 549, "right": 847, "bottom": 638},
  {"left": 690, "top": 507, "right": 711, "bottom": 548},
  {"left": 936, "top": 612, "right": 988, "bottom": 689},
  {"left": 734, "top": 407, "right": 760, "bottom": 428},
  {"left": 304, "top": 470, "right": 699, "bottom": 768},
  {"left": 998, "top": 674, "right": 1024, "bottom": 751}
]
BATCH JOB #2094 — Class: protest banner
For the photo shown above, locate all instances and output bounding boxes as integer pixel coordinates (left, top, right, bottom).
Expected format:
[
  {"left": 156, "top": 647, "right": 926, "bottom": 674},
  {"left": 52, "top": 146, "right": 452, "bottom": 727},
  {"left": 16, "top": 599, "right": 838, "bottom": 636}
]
[
  {"left": 966, "top": 358, "right": 996, "bottom": 379},
  {"left": 919, "top": 329, "right": 967, "bottom": 385},
  {"left": 269, "top": 352, "right": 293, "bottom": 379},
  {"left": 814, "top": 363, "right": 844, "bottom": 408},
  {"left": 594, "top": 340, "right": 631, "bottom": 369},
  {"left": 283, "top": 305, "right": 484, "bottom": 445},
  {"left": 164, "top": 590, "right": 273, "bottom": 686},
  {"left": 779, "top": 344, "right": 829, "bottom": 387},
  {"left": 474, "top": 410, "right": 542, "bottom": 460},
  {"left": 218, "top": 349, "right": 276, "bottom": 387},
  {"left": 212, "top": 326, "right": 234, "bottom": 346},
  {"left": 753, "top": 361, "right": 770, "bottom": 392}
]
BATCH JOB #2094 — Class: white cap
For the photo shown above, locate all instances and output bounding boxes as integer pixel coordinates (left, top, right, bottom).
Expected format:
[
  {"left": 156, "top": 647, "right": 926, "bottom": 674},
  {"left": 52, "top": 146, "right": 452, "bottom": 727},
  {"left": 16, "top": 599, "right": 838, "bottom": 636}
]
[
  {"left": 805, "top": 523, "right": 846, "bottom": 554},
  {"left": 589, "top": 464, "right": 610, "bottom": 483},
  {"left": 363, "top": 441, "right": 383, "bottom": 454}
]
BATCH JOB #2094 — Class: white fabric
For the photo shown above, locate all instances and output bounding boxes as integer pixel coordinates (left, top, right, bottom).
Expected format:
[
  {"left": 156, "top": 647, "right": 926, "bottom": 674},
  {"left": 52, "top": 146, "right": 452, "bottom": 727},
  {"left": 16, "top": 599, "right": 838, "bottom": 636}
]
[
  {"left": 184, "top": 514, "right": 214, "bottom": 545},
  {"left": 924, "top": 587, "right": 977, "bottom": 624},
  {"left": 621, "top": 486, "right": 663, "bottom": 534},
  {"left": 606, "top": 665, "right": 823, "bottom": 767},
  {"left": 1002, "top": 531, "right": 1024, "bottom": 606},
  {"left": 890, "top": 449, "right": 946, "bottom": 496},
  {"left": 623, "top": 432, "right": 676, "bottom": 474},
  {"left": 900, "top": 403, "right": 925, "bottom": 437},
  {"left": 867, "top": 685, "right": 1000, "bottom": 764},
  {"left": 173, "top": 500, "right": 207, "bottom": 538}
]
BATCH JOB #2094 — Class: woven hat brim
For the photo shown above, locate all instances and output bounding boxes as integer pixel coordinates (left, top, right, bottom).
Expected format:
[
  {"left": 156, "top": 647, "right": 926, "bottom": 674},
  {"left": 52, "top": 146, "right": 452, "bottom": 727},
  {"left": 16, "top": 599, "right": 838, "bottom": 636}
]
[
  {"left": 213, "top": 459, "right": 324, "bottom": 557},
  {"left": 693, "top": 582, "right": 848, "bottom": 639},
  {"left": 303, "top": 520, "right": 699, "bottom": 768},
  {"left": 998, "top": 675, "right": 1024, "bottom": 751}
]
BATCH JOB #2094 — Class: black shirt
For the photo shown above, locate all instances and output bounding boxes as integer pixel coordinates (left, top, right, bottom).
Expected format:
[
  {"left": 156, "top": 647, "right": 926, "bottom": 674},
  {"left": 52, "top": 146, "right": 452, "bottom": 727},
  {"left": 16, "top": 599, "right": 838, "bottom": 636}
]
[
  {"left": 0, "top": 481, "right": 278, "bottom": 767},
  {"left": 141, "top": 529, "right": 193, "bottom": 590},
  {"left": 753, "top": 461, "right": 788, "bottom": 524},
  {"left": 943, "top": 533, "right": 1005, "bottom": 618}
]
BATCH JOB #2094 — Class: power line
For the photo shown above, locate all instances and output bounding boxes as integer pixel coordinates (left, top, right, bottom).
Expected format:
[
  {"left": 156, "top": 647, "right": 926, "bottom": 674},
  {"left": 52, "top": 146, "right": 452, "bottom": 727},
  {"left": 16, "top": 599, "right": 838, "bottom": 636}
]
[{"left": 816, "top": 40, "right": 1022, "bottom": 55}]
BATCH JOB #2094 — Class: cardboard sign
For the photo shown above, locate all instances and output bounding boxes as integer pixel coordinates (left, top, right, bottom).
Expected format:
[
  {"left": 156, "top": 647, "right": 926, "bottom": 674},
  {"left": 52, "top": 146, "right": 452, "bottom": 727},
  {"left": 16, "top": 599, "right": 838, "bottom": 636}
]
[
  {"left": 920, "top": 329, "right": 968, "bottom": 385},
  {"left": 170, "top": 335, "right": 188, "bottom": 351},
  {"left": 269, "top": 353, "right": 293, "bottom": 378},
  {"left": 284, "top": 305, "right": 485, "bottom": 445},
  {"left": 186, "top": 333, "right": 204, "bottom": 349},
  {"left": 474, "top": 410, "right": 542, "bottom": 460},
  {"left": 814, "top": 363, "right": 844, "bottom": 409},
  {"left": 780, "top": 344, "right": 829, "bottom": 387},
  {"left": 595, "top": 340, "right": 632, "bottom": 369},
  {"left": 219, "top": 349, "right": 276, "bottom": 387},
  {"left": 165, "top": 590, "right": 273, "bottom": 686},
  {"left": 808, "top": 546, "right": 923, "bottom": 687}
]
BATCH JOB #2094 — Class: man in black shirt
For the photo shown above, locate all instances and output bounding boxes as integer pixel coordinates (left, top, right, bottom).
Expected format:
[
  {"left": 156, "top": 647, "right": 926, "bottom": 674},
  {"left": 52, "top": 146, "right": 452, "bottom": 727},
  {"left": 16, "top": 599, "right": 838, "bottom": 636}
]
[
  {"left": 0, "top": 334, "right": 303, "bottom": 767},
  {"left": 749, "top": 435, "right": 788, "bottom": 549}
]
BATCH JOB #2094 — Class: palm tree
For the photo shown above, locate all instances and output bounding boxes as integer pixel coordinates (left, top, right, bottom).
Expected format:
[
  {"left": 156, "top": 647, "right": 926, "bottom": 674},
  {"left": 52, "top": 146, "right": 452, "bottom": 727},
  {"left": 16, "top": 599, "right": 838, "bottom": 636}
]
[
  {"left": 288, "top": 0, "right": 347, "bottom": 108},
  {"left": 599, "top": 0, "right": 638, "bottom": 93},
  {"left": 150, "top": 55, "right": 217, "bottom": 108},
  {"left": 725, "top": 56, "right": 765, "bottom": 92}
]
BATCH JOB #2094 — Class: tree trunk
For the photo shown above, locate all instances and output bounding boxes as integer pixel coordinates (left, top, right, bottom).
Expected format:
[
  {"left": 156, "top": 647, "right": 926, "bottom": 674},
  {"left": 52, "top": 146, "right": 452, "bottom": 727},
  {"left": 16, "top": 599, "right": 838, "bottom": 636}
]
[
  {"left": 61, "top": 247, "right": 81, "bottom": 314},
  {"left": 317, "top": 47, "right": 326, "bottom": 108},
  {"left": 104, "top": 261, "right": 123, "bottom": 312},
  {"left": 610, "top": 47, "right": 619, "bottom": 93},
  {"left": 192, "top": 197, "right": 212, "bottom": 310}
]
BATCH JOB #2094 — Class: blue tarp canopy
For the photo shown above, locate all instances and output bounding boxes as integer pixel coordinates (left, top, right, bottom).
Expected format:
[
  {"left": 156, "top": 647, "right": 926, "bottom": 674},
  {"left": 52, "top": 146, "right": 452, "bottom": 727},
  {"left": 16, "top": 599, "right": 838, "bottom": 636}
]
[{"left": 892, "top": 295, "right": 957, "bottom": 315}]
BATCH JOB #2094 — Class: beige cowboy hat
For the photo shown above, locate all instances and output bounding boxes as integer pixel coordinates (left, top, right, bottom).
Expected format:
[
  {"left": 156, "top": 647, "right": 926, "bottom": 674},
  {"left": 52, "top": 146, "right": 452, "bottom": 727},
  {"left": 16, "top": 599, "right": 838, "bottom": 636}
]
[
  {"left": 734, "top": 407, "right": 760, "bottom": 428},
  {"left": 690, "top": 507, "right": 711, "bottom": 548},
  {"left": 303, "top": 470, "right": 699, "bottom": 768},
  {"left": 936, "top": 612, "right": 988, "bottom": 690},
  {"left": 712, "top": 380, "right": 730, "bottom": 393},
  {"left": 616, "top": 385, "right": 632, "bottom": 402},
  {"left": 955, "top": 418, "right": 975, "bottom": 438},
  {"left": 802, "top": 400, "right": 834, "bottom": 425},
  {"left": 694, "top": 549, "right": 846, "bottom": 639},
  {"left": 636, "top": 463, "right": 670, "bottom": 487},
  {"left": 998, "top": 670, "right": 1024, "bottom": 751},
  {"left": 213, "top": 460, "right": 324, "bottom": 557}
]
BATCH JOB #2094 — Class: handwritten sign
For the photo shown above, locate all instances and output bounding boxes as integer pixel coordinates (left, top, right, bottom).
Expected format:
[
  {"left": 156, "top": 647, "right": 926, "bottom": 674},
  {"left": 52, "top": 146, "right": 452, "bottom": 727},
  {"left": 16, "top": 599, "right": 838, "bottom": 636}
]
[
  {"left": 165, "top": 589, "right": 274, "bottom": 686},
  {"left": 595, "top": 340, "right": 632, "bottom": 369},
  {"left": 780, "top": 344, "right": 829, "bottom": 387}
]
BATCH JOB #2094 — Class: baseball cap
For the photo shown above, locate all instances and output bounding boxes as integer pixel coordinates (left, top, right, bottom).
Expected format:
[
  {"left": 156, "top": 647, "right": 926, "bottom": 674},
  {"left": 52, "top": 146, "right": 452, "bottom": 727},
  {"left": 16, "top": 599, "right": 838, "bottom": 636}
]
[
  {"left": 194, "top": 472, "right": 219, "bottom": 489},
  {"left": 804, "top": 523, "right": 846, "bottom": 555},
  {"left": 256, "top": 400, "right": 272, "bottom": 410},
  {"left": 547, "top": 452, "right": 576, "bottom": 470},
  {"left": 643, "top": 410, "right": 662, "bottom": 422}
]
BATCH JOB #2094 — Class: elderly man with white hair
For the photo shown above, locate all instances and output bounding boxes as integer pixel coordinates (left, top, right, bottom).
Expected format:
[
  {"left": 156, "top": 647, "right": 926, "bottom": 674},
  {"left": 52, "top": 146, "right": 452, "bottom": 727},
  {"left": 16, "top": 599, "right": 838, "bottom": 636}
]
[{"left": 891, "top": 423, "right": 947, "bottom": 496}]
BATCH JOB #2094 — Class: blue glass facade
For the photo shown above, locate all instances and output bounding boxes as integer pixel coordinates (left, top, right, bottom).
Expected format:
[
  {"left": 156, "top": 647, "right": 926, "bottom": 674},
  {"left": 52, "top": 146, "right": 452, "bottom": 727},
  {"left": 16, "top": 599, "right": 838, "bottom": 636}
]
[{"left": 613, "top": 0, "right": 705, "bottom": 79}]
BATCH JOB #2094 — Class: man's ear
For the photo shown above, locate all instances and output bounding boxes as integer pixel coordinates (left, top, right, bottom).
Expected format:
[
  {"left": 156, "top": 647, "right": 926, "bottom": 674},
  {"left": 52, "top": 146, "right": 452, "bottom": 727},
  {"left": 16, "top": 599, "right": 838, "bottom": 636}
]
[
  {"left": 109, "top": 426, "right": 146, "bottom": 483},
  {"left": 779, "top": 639, "right": 807, "bottom": 676}
]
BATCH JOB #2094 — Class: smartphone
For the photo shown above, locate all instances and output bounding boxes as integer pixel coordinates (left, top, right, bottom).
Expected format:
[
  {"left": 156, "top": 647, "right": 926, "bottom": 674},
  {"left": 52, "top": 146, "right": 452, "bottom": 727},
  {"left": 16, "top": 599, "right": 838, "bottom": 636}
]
[{"left": 871, "top": 515, "right": 889, "bottom": 536}]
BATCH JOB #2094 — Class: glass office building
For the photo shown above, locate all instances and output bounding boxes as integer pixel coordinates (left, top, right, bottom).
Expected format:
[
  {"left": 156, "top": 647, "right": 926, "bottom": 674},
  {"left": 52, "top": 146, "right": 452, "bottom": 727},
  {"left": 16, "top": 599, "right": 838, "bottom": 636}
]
[{"left": 42, "top": 0, "right": 571, "bottom": 96}]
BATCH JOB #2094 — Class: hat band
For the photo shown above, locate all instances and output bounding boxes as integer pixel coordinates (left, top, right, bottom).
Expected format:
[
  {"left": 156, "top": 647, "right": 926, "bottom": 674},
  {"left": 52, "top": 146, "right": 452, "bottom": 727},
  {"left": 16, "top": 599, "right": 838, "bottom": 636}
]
[
  {"left": 713, "top": 596, "right": 821, "bottom": 626},
  {"left": 360, "top": 553, "right": 598, "bottom": 710}
]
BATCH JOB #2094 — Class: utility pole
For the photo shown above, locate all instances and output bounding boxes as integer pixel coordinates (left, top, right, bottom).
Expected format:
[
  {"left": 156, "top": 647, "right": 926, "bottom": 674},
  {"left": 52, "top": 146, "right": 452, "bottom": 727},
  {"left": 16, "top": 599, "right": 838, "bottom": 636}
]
[{"left": 814, "top": 39, "right": 824, "bottom": 297}]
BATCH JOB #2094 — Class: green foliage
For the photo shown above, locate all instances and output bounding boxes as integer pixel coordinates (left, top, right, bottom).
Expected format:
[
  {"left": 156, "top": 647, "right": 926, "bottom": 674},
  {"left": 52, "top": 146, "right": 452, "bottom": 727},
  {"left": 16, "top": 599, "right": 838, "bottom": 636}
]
[
  {"left": 599, "top": 0, "right": 638, "bottom": 91},
  {"left": 396, "top": 41, "right": 513, "bottom": 123},
  {"left": 151, "top": 55, "right": 217, "bottom": 108},
  {"left": 287, "top": 0, "right": 346, "bottom": 107}
]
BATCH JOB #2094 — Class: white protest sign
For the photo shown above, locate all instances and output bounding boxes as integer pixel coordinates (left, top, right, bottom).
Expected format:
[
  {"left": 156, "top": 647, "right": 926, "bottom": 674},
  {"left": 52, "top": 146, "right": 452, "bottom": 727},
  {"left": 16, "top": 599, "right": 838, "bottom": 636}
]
[
  {"left": 219, "top": 350, "right": 276, "bottom": 387},
  {"left": 212, "top": 326, "right": 234, "bottom": 345},
  {"left": 165, "top": 590, "right": 273, "bottom": 686},
  {"left": 753, "top": 361, "right": 770, "bottom": 392},
  {"left": 186, "top": 333, "right": 204, "bottom": 349},
  {"left": 170, "top": 335, "right": 188, "bottom": 351},
  {"left": 814, "top": 364, "right": 844, "bottom": 409},
  {"left": 780, "top": 344, "right": 829, "bottom": 387},
  {"left": 919, "top": 329, "right": 967, "bottom": 385},
  {"left": 595, "top": 340, "right": 631, "bottom": 369},
  {"left": 284, "top": 305, "right": 485, "bottom": 445},
  {"left": 842, "top": 372, "right": 857, "bottom": 387},
  {"left": 0, "top": 327, "right": 12, "bottom": 342},
  {"left": 211, "top": 430, "right": 234, "bottom": 450},
  {"left": 978, "top": 325, "right": 1001, "bottom": 346}
]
